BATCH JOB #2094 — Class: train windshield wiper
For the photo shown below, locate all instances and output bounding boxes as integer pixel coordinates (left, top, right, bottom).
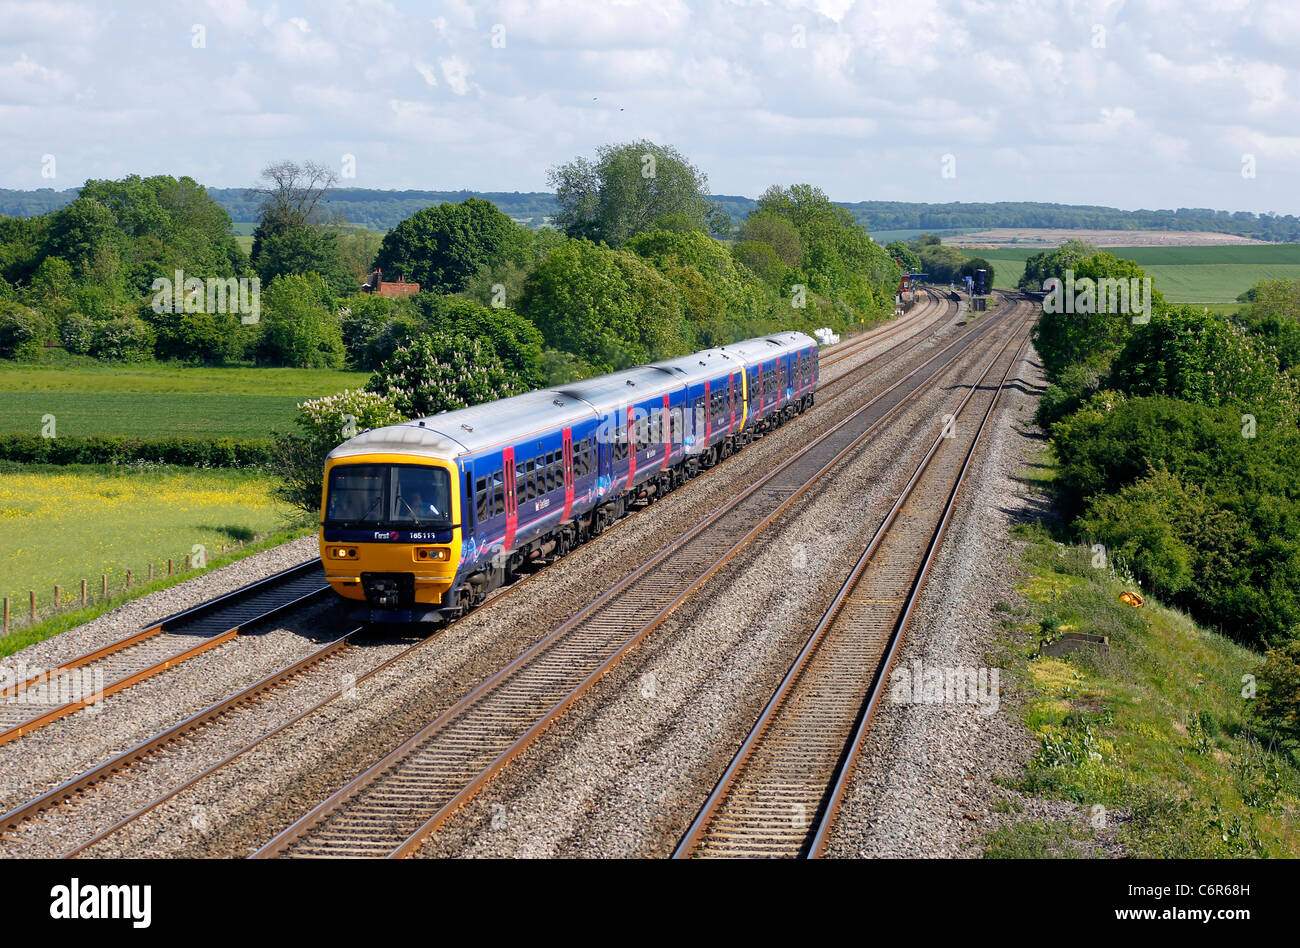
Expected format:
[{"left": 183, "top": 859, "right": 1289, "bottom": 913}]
[{"left": 394, "top": 493, "right": 423, "bottom": 525}]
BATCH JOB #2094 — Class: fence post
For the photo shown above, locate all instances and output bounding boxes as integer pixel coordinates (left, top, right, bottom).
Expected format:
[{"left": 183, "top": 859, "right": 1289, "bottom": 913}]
[
  {"left": 101, "top": 574, "right": 107, "bottom": 598},
  {"left": 168, "top": 559, "right": 173, "bottom": 575},
  {"left": 29, "top": 590, "right": 35, "bottom": 621},
  {"left": 3, "top": 597, "right": 8, "bottom": 634},
  {"left": 54, "top": 585, "right": 60, "bottom": 609},
  {"left": 148, "top": 563, "right": 153, "bottom": 582},
  {"left": 126, "top": 568, "right": 132, "bottom": 587},
  {"left": 81, "top": 579, "right": 87, "bottom": 606}
]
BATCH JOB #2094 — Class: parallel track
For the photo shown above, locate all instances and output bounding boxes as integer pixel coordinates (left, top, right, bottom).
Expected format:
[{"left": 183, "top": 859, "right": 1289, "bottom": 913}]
[
  {"left": 0, "top": 562, "right": 329, "bottom": 746},
  {"left": 0, "top": 292, "right": 957, "bottom": 854},
  {"left": 674, "top": 300, "right": 1034, "bottom": 858},
  {"left": 253, "top": 295, "right": 1016, "bottom": 859}
]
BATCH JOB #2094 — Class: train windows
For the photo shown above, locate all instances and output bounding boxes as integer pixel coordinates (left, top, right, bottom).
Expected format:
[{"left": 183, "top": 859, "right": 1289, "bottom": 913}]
[
  {"left": 516, "top": 461, "right": 527, "bottom": 505},
  {"left": 492, "top": 470, "right": 505, "bottom": 517},
  {"left": 475, "top": 476, "right": 488, "bottom": 522},
  {"left": 523, "top": 459, "right": 535, "bottom": 500},
  {"left": 546, "top": 452, "right": 557, "bottom": 492}
]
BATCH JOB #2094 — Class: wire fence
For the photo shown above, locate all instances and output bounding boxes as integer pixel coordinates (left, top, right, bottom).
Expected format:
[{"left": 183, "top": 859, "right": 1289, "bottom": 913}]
[{"left": 2, "top": 535, "right": 271, "bottom": 637}]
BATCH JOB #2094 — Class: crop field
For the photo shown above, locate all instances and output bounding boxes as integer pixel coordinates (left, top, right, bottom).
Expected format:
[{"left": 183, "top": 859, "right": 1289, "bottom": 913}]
[
  {"left": 0, "top": 464, "right": 297, "bottom": 613},
  {"left": 976, "top": 244, "right": 1300, "bottom": 303},
  {"left": 0, "top": 364, "right": 370, "bottom": 438}
]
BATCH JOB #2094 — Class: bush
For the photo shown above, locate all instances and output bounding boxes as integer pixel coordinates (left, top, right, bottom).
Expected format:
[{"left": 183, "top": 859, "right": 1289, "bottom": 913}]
[
  {"left": 0, "top": 302, "right": 50, "bottom": 360},
  {"left": 59, "top": 313, "right": 96, "bottom": 354},
  {"left": 270, "top": 388, "right": 405, "bottom": 512},
  {"left": 90, "top": 315, "right": 154, "bottom": 362},
  {"left": 366, "top": 332, "right": 532, "bottom": 417},
  {"left": 0, "top": 433, "right": 273, "bottom": 467}
]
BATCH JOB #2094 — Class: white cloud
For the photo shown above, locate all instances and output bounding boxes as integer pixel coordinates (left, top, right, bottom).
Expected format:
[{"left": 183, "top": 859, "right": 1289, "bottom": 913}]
[{"left": 0, "top": 0, "right": 1297, "bottom": 215}]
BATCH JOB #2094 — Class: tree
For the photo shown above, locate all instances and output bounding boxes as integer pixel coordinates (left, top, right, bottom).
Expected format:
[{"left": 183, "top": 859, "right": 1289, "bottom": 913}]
[
  {"left": 548, "top": 141, "right": 723, "bottom": 247},
  {"left": 886, "top": 240, "right": 921, "bottom": 273},
  {"left": 373, "top": 197, "right": 522, "bottom": 294},
  {"left": 738, "top": 213, "right": 803, "bottom": 269},
  {"left": 249, "top": 160, "right": 337, "bottom": 233},
  {"left": 256, "top": 273, "right": 344, "bottom": 368},
  {"left": 1236, "top": 279, "right": 1300, "bottom": 374},
  {"left": 249, "top": 160, "right": 353, "bottom": 295},
  {"left": 1107, "top": 306, "right": 1298, "bottom": 414},
  {"left": 366, "top": 333, "right": 532, "bottom": 417},
  {"left": 1019, "top": 239, "right": 1100, "bottom": 291},
  {"left": 271, "top": 388, "right": 406, "bottom": 513},
  {"left": 518, "top": 239, "right": 686, "bottom": 371}
]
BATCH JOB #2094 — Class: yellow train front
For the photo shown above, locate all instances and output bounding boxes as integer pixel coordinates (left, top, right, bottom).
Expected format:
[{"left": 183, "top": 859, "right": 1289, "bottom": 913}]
[{"left": 319, "top": 426, "right": 464, "bottom": 622}]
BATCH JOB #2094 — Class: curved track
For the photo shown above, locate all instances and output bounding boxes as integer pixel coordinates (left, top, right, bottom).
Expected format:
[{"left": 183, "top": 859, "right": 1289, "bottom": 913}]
[
  {"left": 674, "top": 299, "right": 1035, "bottom": 858},
  {"left": 252, "top": 295, "right": 1016, "bottom": 859}
]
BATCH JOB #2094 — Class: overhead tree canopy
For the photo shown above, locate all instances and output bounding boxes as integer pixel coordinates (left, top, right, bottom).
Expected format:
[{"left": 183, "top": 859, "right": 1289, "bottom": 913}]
[
  {"left": 548, "top": 141, "right": 726, "bottom": 247},
  {"left": 372, "top": 196, "right": 523, "bottom": 294}
]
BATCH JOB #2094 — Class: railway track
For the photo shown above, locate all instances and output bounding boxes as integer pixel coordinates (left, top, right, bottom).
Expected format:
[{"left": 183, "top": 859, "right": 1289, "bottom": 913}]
[
  {"left": 818, "top": 289, "right": 956, "bottom": 372},
  {"left": 252, "top": 294, "right": 1019, "bottom": 859},
  {"left": 0, "top": 293, "right": 962, "bottom": 855},
  {"left": 673, "top": 301, "right": 1035, "bottom": 858},
  {"left": 0, "top": 562, "right": 329, "bottom": 747}
]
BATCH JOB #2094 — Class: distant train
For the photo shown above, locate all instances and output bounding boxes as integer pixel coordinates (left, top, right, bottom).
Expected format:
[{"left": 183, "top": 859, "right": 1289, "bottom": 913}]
[{"left": 319, "top": 331, "right": 819, "bottom": 622}]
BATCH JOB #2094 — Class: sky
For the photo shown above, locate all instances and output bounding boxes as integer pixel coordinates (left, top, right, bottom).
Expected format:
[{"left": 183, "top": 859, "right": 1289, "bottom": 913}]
[{"left": 2, "top": 0, "right": 1299, "bottom": 214}]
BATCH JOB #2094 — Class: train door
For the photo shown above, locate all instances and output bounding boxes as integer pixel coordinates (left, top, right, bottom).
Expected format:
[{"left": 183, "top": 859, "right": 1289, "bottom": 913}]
[
  {"left": 562, "top": 427, "right": 574, "bottom": 521},
  {"left": 503, "top": 446, "right": 517, "bottom": 552}
]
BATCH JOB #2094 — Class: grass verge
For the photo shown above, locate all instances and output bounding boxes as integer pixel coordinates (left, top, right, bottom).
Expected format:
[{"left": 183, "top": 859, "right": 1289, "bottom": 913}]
[{"left": 985, "top": 454, "right": 1300, "bottom": 857}]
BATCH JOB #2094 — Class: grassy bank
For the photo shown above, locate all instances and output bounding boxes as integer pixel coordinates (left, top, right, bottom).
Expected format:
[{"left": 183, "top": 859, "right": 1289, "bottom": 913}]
[
  {"left": 0, "top": 463, "right": 306, "bottom": 620},
  {"left": 985, "top": 458, "right": 1300, "bottom": 858}
]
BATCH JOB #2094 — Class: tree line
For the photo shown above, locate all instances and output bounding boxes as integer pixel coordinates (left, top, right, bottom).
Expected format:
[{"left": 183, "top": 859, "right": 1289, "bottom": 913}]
[
  {"left": 6, "top": 187, "right": 1299, "bottom": 243},
  {"left": 1027, "top": 241, "right": 1300, "bottom": 750}
]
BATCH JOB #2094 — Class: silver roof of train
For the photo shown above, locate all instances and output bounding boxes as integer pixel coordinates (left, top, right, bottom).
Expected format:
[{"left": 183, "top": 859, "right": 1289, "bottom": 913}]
[
  {"left": 327, "top": 388, "right": 594, "bottom": 460},
  {"left": 555, "top": 363, "right": 683, "bottom": 412}
]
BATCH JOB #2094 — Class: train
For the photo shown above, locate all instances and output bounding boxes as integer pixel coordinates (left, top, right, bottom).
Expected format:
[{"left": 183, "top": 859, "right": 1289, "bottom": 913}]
[{"left": 319, "top": 330, "right": 820, "bottom": 622}]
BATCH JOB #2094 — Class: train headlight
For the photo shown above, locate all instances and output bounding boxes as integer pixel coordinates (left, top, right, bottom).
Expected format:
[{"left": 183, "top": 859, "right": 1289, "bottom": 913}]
[
  {"left": 328, "top": 547, "right": 358, "bottom": 559},
  {"left": 415, "top": 547, "right": 450, "bottom": 561}
]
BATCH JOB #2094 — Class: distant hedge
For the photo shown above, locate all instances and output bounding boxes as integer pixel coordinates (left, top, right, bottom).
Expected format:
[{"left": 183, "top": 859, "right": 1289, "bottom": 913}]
[{"left": 0, "top": 433, "right": 273, "bottom": 468}]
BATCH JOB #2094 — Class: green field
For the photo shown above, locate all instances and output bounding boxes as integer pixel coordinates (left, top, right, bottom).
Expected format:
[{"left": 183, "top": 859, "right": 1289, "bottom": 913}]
[
  {"left": 0, "top": 364, "right": 370, "bottom": 438},
  {"left": 0, "top": 464, "right": 299, "bottom": 614},
  {"left": 975, "top": 244, "right": 1300, "bottom": 304}
]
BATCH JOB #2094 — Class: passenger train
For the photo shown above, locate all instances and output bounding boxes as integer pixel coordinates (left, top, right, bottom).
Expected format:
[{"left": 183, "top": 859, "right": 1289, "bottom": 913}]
[{"left": 319, "top": 330, "right": 819, "bottom": 622}]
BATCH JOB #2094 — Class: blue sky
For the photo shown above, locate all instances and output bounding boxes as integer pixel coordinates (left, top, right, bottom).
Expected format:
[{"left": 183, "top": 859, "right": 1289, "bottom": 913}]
[{"left": 3, "top": 0, "right": 1298, "bottom": 214}]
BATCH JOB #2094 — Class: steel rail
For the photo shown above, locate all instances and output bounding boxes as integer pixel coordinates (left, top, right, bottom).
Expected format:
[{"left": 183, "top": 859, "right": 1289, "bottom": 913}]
[
  {"left": 672, "top": 303, "right": 1034, "bottom": 858},
  {"left": 251, "top": 296, "right": 1019, "bottom": 859}
]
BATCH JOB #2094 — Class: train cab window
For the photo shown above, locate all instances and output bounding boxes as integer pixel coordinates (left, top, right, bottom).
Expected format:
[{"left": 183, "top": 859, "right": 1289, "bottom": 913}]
[{"left": 475, "top": 476, "right": 488, "bottom": 522}]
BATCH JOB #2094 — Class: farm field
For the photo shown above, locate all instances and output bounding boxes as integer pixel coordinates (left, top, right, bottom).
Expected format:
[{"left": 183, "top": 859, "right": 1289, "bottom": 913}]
[
  {"left": 974, "top": 244, "right": 1300, "bottom": 303},
  {"left": 0, "top": 364, "right": 370, "bottom": 438},
  {"left": 0, "top": 464, "right": 297, "bottom": 614}
]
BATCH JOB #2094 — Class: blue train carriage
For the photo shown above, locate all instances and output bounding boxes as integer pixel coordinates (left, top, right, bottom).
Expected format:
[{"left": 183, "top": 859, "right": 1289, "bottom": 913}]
[
  {"left": 556, "top": 363, "right": 687, "bottom": 515},
  {"left": 721, "top": 331, "right": 819, "bottom": 437},
  {"left": 319, "top": 388, "right": 602, "bottom": 622},
  {"left": 648, "top": 347, "right": 748, "bottom": 473}
]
